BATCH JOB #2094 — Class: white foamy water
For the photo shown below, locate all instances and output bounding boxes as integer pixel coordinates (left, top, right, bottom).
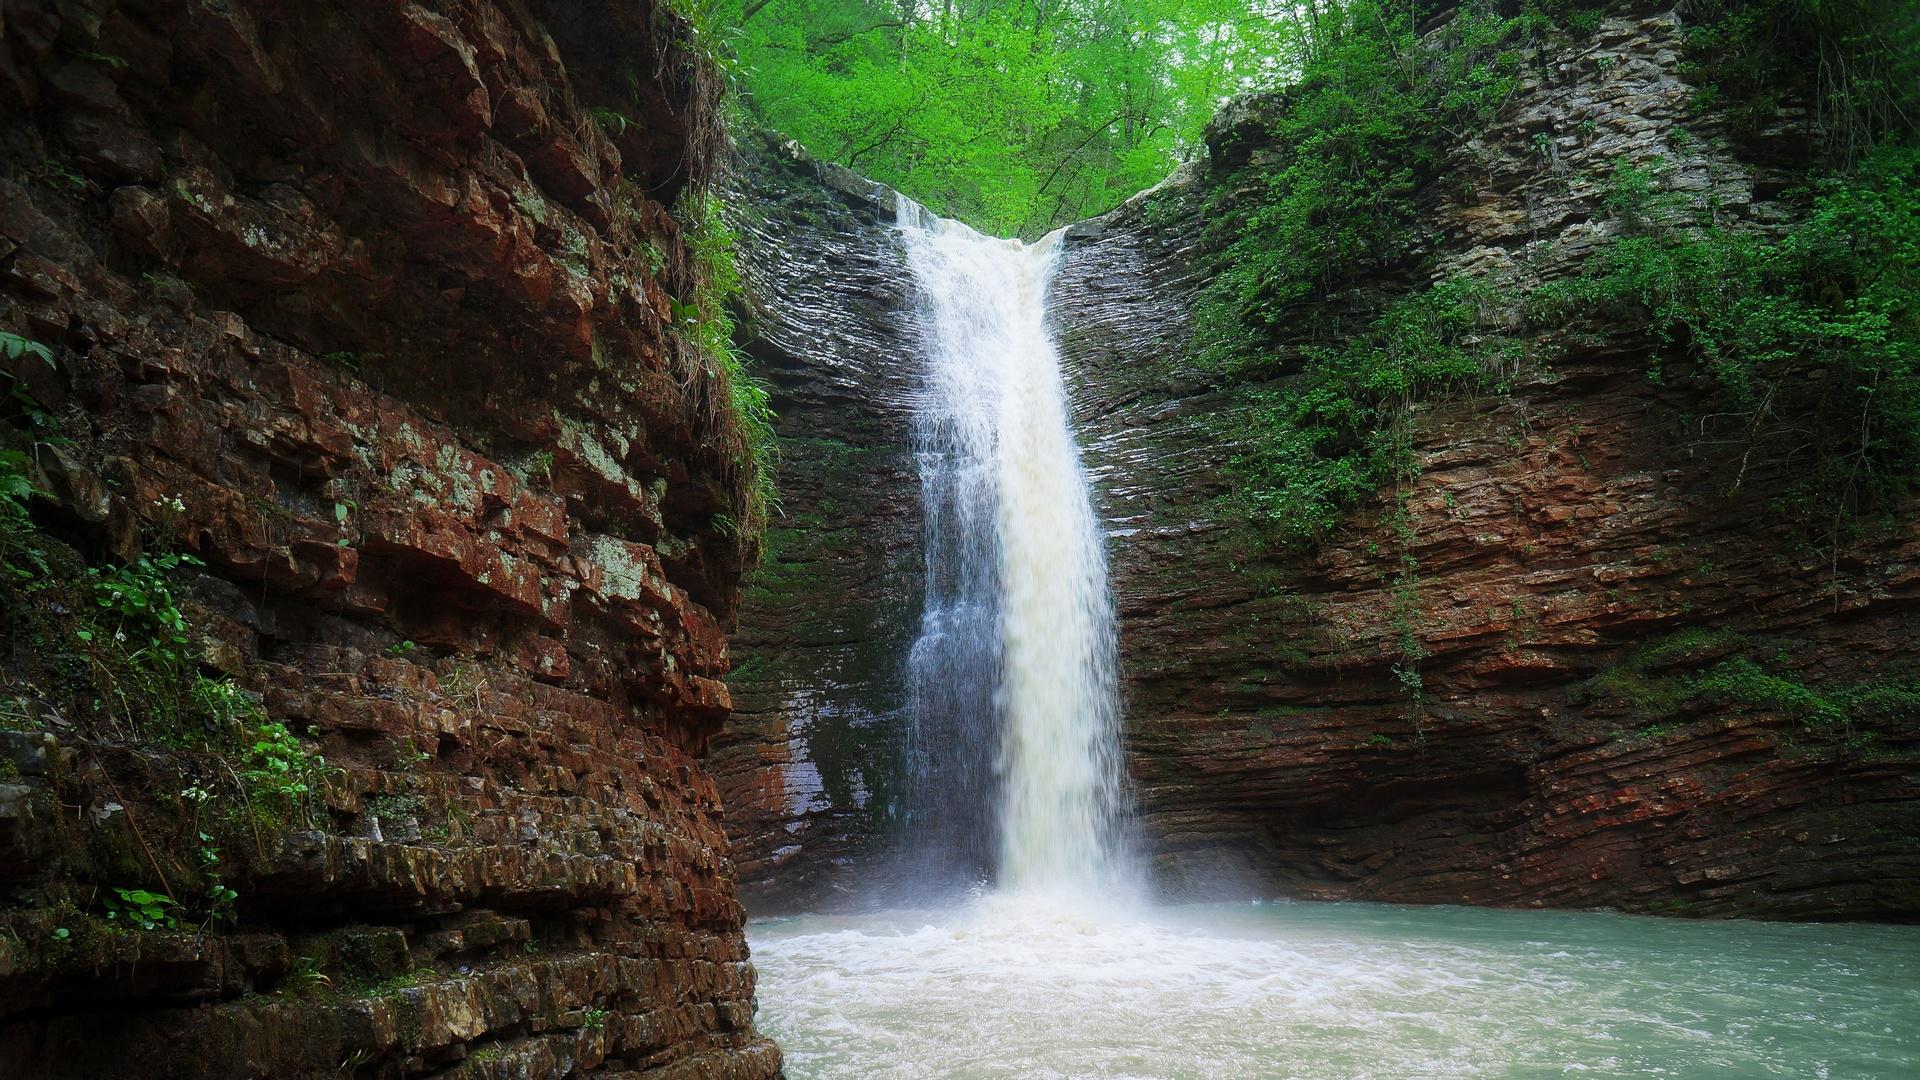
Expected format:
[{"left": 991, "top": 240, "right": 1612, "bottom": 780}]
[
  {"left": 896, "top": 201, "right": 1130, "bottom": 897},
  {"left": 751, "top": 899, "right": 1920, "bottom": 1079}
]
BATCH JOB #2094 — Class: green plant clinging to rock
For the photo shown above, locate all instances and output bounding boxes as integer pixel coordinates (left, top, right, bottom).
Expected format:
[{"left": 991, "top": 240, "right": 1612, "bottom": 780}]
[
  {"left": 1189, "top": 1, "right": 1533, "bottom": 547},
  {"left": 1194, "top": 0, "right": 1918, "bottom": 549},
  {"left": 676, "top": 190, "right": 778, "bottom": 534},
  {"left": 1534, "top": 143, "right": 1920, "bottom": 526}
]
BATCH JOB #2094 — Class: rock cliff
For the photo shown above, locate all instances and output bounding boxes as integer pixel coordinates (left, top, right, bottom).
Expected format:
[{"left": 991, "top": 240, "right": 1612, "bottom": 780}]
[
  {"left": 720, "top": 5, "right": 1920, "bottom": 918},
  {"left": 708, "top": 138, "right": 923, "bottom": 911},
  {"left": 0, "top": 0, "right": 778, "bottom": 1075}
]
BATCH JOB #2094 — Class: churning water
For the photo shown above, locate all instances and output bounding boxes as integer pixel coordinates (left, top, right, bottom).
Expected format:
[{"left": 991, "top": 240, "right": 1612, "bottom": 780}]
[
  {"left": 750, "top": 204, "right": 1920, "bottom": 1078},
  {"left": 895, "top": 201, "right": 1129, "bottom": 898},
  {"left": 752, "top": 898, "right": 1920, "bottom": 1079}
]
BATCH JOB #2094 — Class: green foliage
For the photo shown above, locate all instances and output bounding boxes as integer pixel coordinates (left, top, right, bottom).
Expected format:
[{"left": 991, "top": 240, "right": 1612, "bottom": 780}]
[
  {"left": 0, "top": 450, "right": 48, "bottom": 583},
  {"left": 1533, "top": 143, "right": 1920, "bottom": 522},
  {"left": 1385, "top": 501, "right": 1427, "bottom": 719},
  {"left": 1222, "top": 278, "right": 1512, "bottom": 545},
  {"left": 241, "top": 719, "right": 329, "bottom": 813},
  {"left": 725, "top": 0, "right": 1284, "bottom": 234},
  {"left": 588, "top": 106, "right": 635, "bottom": 136},
  {"left": 84, "top": 553, "right": 202, "bottom": 667},
  {"left": 0, "top": 509, "right": 330, "bottom": 930},
  {"left": 1184, "top": 4, "right": 1537, "bottom": 546},
  {"left": 582, "top": 1006, "right": 611, "bottom": 1031},
  {"left": 526, "top": 450, "right": 555, "bottom": 485},
  {"left": 676, "top": 191, "right": 778, "bottom": 531},
  {"left": 1, "top": 331, "right": 55, "bottom": 365},
  {"left": 1206, "top": 0, "right": 1917, "bottom": 548},
  {"left": 1193, "top": 1, "right": 1524, "bottom": 343},
  {"left": 103, "top": 887, "right": 177, "bottom": 932},
  {"left": 1582, "top": 629, "right": 1918, "bottom": 744},
  {"left": 284, "top": 955, "right": 333, "bottom": 995},
  {"left": 190, "top": 677, "right": 330, "bottom": 823},
  {"left": 1678, "top": 0, "right": 1920, "bottom": 159},
  {"left": 31, "top": 158, "right": 96, "bottom": 195}
]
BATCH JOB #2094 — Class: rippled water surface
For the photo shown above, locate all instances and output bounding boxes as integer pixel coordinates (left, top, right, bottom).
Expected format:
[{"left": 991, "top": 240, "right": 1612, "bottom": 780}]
[{"left": 749, "top": 897, "right": 1920, "bottom": 1079}]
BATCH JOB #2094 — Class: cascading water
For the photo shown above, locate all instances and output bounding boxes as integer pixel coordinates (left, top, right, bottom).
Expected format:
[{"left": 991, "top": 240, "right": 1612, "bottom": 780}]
[
  {"left": 895, "top": 198, "right": 1131, "bottom": 898},
  {"left": 745, "top": 202, "right": 1920, "bottom": 1080}
]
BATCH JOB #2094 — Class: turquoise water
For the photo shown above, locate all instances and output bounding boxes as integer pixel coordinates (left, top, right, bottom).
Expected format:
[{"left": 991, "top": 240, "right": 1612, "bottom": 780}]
[{"left": 749, "top": 896, "right": 1920, "bottom": 1079}]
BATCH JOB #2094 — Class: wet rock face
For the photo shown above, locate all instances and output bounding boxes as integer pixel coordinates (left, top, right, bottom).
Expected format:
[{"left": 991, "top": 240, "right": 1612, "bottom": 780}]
[
  {"left": 708, "top": 137, "right": 924, "bottom": 912},
  {"left": 1054, "top": 8, "right": 1920, "bottom": 918},
  {"left": 0, "top": 0, "right": 777, "bottom": 1075}
]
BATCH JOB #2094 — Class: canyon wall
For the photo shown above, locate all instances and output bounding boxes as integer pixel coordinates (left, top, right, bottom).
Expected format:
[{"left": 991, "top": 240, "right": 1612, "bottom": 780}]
[
  {"left": 1058, "top": 4, "right": 1919, "bottom": 919},
  {"left": 724, "top": 4, "right": 1920, "bottom": 918},
  {"left": 0, "top": 1, "right": 779, "bottom": 1075},
  {"left": 709, "top": 138, "right": 923, "bottom": 911}
]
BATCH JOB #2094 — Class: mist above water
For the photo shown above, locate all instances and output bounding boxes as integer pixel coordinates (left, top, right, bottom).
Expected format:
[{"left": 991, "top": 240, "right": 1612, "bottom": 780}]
[{"left": 753, "top": 898, "right": 1920, "bottom": 1079}]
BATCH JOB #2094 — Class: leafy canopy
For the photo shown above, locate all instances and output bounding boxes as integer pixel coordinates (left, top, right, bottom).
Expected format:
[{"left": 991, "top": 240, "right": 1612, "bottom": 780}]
[{"left": 720, "top": 0, "right": 1284, "bottom": 235}]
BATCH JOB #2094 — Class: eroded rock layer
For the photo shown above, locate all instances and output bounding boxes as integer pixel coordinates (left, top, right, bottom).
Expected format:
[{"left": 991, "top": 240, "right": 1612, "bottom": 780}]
[
  {"left": 0, "top": 0, "right": 778, "bottom": 1074},
  {"left": 1053, "top": 6, "right": 1920, "bottom": 918}
]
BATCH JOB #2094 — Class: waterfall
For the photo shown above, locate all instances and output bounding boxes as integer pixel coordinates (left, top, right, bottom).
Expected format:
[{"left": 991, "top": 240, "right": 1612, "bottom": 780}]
[{"left": 896, "top": 198, "right": 1131, "bottom": 899}]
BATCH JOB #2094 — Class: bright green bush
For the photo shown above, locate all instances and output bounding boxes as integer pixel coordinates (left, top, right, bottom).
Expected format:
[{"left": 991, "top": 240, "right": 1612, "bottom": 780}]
[{"left": 1191, "top": 1, "right": 1524, "bottom": 357}]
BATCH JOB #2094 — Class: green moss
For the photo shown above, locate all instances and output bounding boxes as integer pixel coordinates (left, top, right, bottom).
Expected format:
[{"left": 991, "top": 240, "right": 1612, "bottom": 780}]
[{"left": 1578, "top": 628, "right": 1917, "bottom": 744}]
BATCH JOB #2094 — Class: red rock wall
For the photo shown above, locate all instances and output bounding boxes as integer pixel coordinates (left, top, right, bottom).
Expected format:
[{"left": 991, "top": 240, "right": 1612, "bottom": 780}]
[
  {"left": 1053, "top": 6, "right": 1920, "bottom": 919},
  {"left": 0, "top": 0, "right": 778, "bottom": 1075}
]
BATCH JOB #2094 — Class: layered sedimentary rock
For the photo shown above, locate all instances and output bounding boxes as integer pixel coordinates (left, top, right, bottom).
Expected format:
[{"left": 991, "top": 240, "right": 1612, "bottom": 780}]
[
  {"left": 1053, "top": 6, "right": 1920, "bottom": 918},
  {"left": 724, "top": 5, "right": 1919, "bottom": 919},
  {"left": 707, "top": 138, "right": 923, "bottom": 911},
  {"left": 0, "top": 1, "right": 778, "bottom": 1074}
]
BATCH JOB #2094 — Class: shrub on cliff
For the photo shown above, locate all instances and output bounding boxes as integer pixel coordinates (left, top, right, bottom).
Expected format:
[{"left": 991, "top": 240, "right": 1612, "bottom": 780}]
[
  {"left": 1190, "top": 0, "right": 1541, "bottom": 545},
  {"left": 1195, "top": 0, "right": 1919, "bottom": 547},
  {"left": 675, "top": 190, "right": 779, "bottom": 535},
  {"left": 1535, "top": 142, "right": 1920, "bottom": 527}
]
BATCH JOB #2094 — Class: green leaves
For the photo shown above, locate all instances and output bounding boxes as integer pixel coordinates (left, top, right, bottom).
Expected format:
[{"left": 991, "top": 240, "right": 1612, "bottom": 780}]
[
  {"left": 1188, "top": 2, "right": 1535, "bottom": 547},
  {"left": 1223, "top": 279, "right": 1511, "bottom": 546},
  {"left": 1197, "top": 1, "right": 1523, "bottom": 336},
  {"left": 105, "top": 887, "right": 178, "bottom": 931},
  {"left": 86, "top": 553, "right": 204, "bottom": 666},
  {"left": 0, "top": 449, "right": 35, "bottom": 504},
  {"left": 0, "top": 331, "right": 54, "bottom": 366},
  {"left": 1533, "top": 142, "right": 1920, "bottom": 521},
  {"left": 728, "top": 0, "right": 1282, "bottom": 235}
]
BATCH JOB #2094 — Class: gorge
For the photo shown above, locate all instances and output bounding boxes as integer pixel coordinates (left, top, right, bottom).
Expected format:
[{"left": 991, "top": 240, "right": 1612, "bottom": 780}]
[
  {"left": 719, "top": 3, "right": 1920, "bottom": 924},
  {"left": 1, "top": 0, "right": 1917, "bottom": 1076}
]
